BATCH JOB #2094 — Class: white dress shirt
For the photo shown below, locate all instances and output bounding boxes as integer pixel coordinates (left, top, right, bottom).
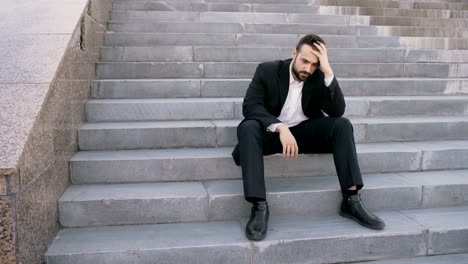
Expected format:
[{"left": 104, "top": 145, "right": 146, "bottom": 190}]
[{"left": 267, "top": 63, "right": 334, "bottom": 132}]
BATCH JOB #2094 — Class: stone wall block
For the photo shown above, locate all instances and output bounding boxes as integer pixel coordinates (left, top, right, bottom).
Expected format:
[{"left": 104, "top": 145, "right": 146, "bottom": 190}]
[
  {"left": 0, "top": 196, "right": 16, "bottom": 264},
  {"left": 0, "top": 0, "right": 112, "bottom": 263}
]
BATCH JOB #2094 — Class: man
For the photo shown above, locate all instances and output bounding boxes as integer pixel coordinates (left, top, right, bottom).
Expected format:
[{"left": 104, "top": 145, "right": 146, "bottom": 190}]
[{"left": 232, "top": 34, "right": 385, "bottom": 241}]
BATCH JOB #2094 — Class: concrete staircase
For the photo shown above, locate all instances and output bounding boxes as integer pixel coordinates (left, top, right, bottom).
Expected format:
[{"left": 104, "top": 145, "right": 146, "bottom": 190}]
[{"left": 45, "top": 0, "right": 468, "bottom": 263}]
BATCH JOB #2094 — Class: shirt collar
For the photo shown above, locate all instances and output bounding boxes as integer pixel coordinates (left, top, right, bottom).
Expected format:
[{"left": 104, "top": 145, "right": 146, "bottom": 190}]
[{"left": 289, "top": 60, "right": 303, "bottom": 85}]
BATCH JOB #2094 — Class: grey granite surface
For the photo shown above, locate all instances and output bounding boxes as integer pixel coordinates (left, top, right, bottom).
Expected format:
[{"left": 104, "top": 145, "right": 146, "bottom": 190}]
[
  {"left": 0, "top": 0, "right": 87, "bottom": 174},
  {"left": 0, "top": 0, "right": 110, "bottom": 263}
]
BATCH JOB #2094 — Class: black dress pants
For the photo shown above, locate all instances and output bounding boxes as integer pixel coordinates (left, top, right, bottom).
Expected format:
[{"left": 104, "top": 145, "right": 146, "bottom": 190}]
[{"left": 237, "top": 117, "right": 364, "bottom": 201}]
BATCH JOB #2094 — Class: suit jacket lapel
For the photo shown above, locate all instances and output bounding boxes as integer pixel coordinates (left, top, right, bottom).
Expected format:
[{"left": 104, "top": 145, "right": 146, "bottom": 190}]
[{"left": 278, "top": 59, "right": 292, "bottom": 110}]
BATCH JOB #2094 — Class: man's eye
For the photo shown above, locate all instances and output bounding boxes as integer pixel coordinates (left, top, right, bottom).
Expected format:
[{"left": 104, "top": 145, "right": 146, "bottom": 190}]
[{"left": 312, "top": 63, "right": 320, "bottom": 67}]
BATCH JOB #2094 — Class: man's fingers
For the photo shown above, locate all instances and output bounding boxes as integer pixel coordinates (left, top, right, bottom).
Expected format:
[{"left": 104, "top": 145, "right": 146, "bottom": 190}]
[
  {"left": 293, "top": 143, "right": 298, "bottom": 158},
  {"left": 310, "top": 49, "right": 323, "bottom": 61},
  {"left": 284, "top": 143, "right": 297, "bottom": 160},
  {"left": 313, "top": 42, "right": 324, "bottom": 53},
  {"left": 316, "top": 42, "right": 327, "bottom": 52},
  {"left": 310, "top": 48, "right": 321, "bottom": 57}
]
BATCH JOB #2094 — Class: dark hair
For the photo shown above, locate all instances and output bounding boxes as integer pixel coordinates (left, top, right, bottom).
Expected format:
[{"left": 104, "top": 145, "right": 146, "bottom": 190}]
[{"left": 296, "top": 34, "right": 326, "bottom": 52}]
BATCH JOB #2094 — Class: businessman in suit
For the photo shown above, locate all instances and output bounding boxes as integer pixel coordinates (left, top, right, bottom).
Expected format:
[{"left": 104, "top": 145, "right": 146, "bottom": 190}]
[{"left": 232, "top": 34, "right": 385, "bottom": 241}]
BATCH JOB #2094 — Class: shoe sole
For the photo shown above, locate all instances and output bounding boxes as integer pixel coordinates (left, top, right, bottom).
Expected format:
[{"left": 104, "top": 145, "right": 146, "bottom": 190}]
[
  {"left": 245, "top": 230, "right": 267, "bottom": 241},
  {"left": 339, "top": 211, "right": 385, "bottom": 230}
]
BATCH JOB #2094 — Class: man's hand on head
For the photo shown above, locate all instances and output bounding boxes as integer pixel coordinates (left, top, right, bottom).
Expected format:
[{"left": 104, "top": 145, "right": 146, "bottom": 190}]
[
  {"left": 311, "top": 42, "right": 334, "bottom": 79},
  {"left": 277, "top": 124, "right": 299, "bottom": 160}
]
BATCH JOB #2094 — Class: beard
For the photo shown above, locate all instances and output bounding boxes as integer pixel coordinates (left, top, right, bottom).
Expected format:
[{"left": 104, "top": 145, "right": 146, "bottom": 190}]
[{"left": 292, "top": 57, "right": 312, "bottom": 82}]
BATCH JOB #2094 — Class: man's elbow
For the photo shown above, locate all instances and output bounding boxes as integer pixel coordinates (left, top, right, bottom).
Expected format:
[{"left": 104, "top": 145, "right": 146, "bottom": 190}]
[{"left": 328, "top": 104, "right": 346, "bottom": 117}]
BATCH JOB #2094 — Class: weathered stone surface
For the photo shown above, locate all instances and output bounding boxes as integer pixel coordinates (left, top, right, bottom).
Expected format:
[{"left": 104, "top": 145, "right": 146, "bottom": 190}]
[
  {"left": 0, "top": 35, "right": 70, "bottom": 83},
  {"left": 0, "top": 84, "right": 49, "bottom": 174},
  {"left": 92, "top": 80, "right": 201, "bottom": 99},
  {"left": 0, "top": 0, "right": 111, "bottom": 263},
  {"left": 67, "top": 140, "right": 435, "bottom": 184},
  {"left": 0, "top": 196, "right": 16, "bottom": 264},
  {"left": 45, "top": 221, "right": 250, "bottom": 264},
  {"left": 78, "top": 121, "right": 217, "bottom": 150},
  {"left": 354, "top": 253, "right": 468, "bottom": 263},
  {"left": 86, "top": 98, "right": 238, "bottom": 121},
  {"left": 59, "top": 182, "right": 209, "bottom": 226},
  {"left": 0, "top": 0, "right": 87, "bottom": 34},
  {"left": 206, "top": 173, "right": 422, "bottom": 220},
  {"left": 250, "top": 211, "right": 426, "bottom": 263},
  {"left": 105, "top": 33, "right": 237, "bottom": 46},
  {"left": 401, "top": 206, "right": 468, "bottom": 255}
]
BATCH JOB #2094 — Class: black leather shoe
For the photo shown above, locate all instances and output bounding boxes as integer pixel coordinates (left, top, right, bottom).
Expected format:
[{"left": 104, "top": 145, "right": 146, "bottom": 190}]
[
  {"left": 339, "top": 194, "right": 385, "bottom": 230},
  {"left": 245, "top": 201, "right": 269, "bottom": 241}
]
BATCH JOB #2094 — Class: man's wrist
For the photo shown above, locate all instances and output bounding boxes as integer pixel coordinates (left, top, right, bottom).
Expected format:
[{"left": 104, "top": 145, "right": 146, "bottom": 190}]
[
  {"left": 324, "top": 71, "right": 334, "bottom": 80},
  {"left": 276, "top": 124, "right": 288, "bottom": 133}
]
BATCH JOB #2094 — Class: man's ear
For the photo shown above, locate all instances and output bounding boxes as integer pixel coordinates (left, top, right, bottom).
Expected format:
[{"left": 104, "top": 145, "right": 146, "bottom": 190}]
[{"left": 292, "top": 48, "right": 297, "bottom": 58}]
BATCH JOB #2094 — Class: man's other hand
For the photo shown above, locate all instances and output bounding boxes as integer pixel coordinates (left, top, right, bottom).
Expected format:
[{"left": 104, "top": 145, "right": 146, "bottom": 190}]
[
  {"left": 311, "top": 42, "right": 334, "bottom": 79},
  {"left": 277, "top": 124, "right": 299, "bottom": 160}
]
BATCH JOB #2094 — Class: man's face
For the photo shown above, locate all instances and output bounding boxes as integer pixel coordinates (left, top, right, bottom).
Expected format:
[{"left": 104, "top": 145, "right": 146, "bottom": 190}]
[{"left": 291, "top": 44, "right": 320, "bottom": 82}]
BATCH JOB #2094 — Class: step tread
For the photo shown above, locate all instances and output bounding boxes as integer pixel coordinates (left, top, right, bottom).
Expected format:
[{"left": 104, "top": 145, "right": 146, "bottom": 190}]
[
  {"left": 46, "top": 206, "right": 468, "bottom": 261},
  {"left": 92, "top": 77, "right": 468, "bottom": 81},
  {"left": 359, "top": 253, "right": 468, "bottom": 263},
  {"left": 109, "top": 10, "right": 468, "bottom": 23},
  {"left": 110, "top": 0, "right": 468, "bottom": 11},
  {"left": 107, "top": 20, "right": 468, "bottom": 30},
  {"left": 79, "top": 116, "right": 468, "bottom": 130},
  {"left": 60, "top": 181, "right": 207, "bottom": 202},
  {"left": 60, "top": 169, "right": 468, "bottom": 202},
  {"left": 96, "top": 61, "right": 467, "bottom": 65},
  {"left": 71, "top": 139, "right": 468, "bottom": 161},
  {"left": 100, "top": 46, "right": 468, "bottom": 51},
  {"left": 86, "top": 95, "right": 468, "bottom": 103}
]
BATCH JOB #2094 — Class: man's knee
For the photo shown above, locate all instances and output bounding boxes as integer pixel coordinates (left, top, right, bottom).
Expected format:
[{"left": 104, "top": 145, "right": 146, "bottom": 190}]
[
  {"left": 238, "top": 120, "right": 263, "bottom": 138},
  {"left": 333, "top": 117, "right": 354, "bottom": 134}
]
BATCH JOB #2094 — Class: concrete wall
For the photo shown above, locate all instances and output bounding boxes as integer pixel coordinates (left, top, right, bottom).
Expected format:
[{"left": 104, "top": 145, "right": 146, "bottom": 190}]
[{"left": 0, "top": 0, "right": 112, "bottom": 263}]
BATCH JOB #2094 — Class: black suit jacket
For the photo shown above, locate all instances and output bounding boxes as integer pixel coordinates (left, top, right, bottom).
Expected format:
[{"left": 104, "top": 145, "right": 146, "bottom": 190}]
[{"left": 232, "top": 58, "right": 346, "bottom": 166}]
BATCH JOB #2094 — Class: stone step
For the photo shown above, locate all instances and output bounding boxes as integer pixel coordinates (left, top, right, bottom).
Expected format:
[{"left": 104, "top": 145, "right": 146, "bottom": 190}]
[
  {"left": 110, "top": 11, "right": 368, "bottom": 25},
  {"left": 110, "top": 1, "right": 330, "bottom": 13},
  {"left": 357, "top": 253, "right": 468, "bottom": 264},
  {"left": 408, "top": 0, "right": 466, "bottom": 3},
  {"left": 45, "top": 206, "right": 468, "bottom": 263},
  {"left": 110, "top": 10, "right": 468, "bottom": 29},
  {"left": 212, "top": 0, "right": 468, "bottom": 10},
  {"left": 411, "top": 1, "right": 468, "bottom": 10},
  {"left": 108, "top": 21, "right": 468, "bottom": 38},
  {"left": 58, "top": 170, "right": 468, "bottom": 227},
  {"left": 318, "top": 5, "right": 468, "bottom": 19},
  {"left": 111, "top": 0, "right": 468, "bottom": 11},
  {"left": 371, "top": 25, "right": 468, "bottom": 37},
  {"left": 91, "top": 78, "right": 468, "bottom": 99},
  {"left": 205, "top": 0, "right": 468, "bottom": 10},
  {"left": 85, "top": 96, "right": 468, "bottom": 122},
  {"left": 96, "top": 62, "right": 468, "bottom": 79},
  {"left": 70, "top": 139, "right": 468, "bottom": 183},
  {"left": 78, "top": 116, "right": 468, "bottom": 150},
  {"left": 85, "top": 98, "right": 241, "bottom": 122},
  {"left": 103, "top": 32, "right": 468, "bottom": 50},
  {"left": 104, "top": 33, "right": 403, "bottom": 48},
  {"left": 113, "top": 0, "right": 396, "bottom": 13},
  {"left": 100, "top": 46, "right": 468, "bottom": 63},
  {"left": 108, "top": 21, "right": 363, "bottom": 35},
  {"left": 368, "top": 16, "right": 468, "bottom": 28},
  {"left": 399, "top": 36, "right": 468, "bottom": 50}
]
